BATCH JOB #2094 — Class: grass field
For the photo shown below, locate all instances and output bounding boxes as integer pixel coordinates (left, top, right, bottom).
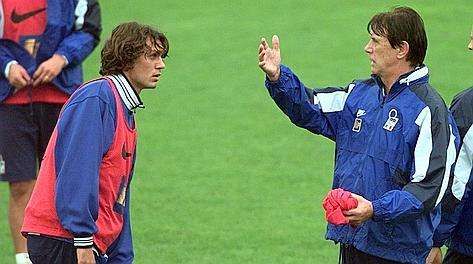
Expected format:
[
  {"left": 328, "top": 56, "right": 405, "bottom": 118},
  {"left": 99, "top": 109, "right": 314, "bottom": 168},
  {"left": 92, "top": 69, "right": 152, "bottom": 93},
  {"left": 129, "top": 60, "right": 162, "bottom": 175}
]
[{"left": 0, "top": 0, "right": 472, "bottom": 263}]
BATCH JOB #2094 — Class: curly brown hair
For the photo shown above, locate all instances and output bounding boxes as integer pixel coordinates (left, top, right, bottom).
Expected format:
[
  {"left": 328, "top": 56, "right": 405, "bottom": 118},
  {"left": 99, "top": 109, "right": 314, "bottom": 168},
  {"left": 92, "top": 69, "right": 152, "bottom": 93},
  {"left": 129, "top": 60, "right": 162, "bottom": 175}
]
[{"left": 100, "top": 22, "right": 169, "bottom": 76}]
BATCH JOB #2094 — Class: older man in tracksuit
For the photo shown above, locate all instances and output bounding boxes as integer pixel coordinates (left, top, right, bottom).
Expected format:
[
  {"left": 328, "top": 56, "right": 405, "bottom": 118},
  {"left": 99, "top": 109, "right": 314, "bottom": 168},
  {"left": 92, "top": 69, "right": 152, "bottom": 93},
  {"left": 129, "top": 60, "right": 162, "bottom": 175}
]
[{"left": 258, "top": 7, "right": 458, "bottom": 264}]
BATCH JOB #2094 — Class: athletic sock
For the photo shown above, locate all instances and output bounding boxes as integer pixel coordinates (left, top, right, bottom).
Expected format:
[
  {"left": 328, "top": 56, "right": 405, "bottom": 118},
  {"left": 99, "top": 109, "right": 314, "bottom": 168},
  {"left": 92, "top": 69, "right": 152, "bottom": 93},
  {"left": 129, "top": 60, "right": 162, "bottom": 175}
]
[{"left": 15, "top": 252, "right": 32, "bottom": 264}]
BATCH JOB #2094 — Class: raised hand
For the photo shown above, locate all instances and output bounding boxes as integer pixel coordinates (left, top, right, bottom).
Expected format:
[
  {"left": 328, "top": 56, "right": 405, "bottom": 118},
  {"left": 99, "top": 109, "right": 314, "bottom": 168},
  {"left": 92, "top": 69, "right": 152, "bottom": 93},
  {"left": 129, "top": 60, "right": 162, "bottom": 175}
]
[{"left": 258, "top": 35, "right": 281, "bottom": 82}]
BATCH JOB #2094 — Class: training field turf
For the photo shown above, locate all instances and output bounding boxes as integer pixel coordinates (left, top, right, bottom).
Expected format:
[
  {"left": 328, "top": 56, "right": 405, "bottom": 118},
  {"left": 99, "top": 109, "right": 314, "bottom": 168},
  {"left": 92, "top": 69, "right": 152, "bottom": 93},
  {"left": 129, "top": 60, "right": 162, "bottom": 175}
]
[{"left": 0, "top": 0, "right": 471, "bottom": 262}]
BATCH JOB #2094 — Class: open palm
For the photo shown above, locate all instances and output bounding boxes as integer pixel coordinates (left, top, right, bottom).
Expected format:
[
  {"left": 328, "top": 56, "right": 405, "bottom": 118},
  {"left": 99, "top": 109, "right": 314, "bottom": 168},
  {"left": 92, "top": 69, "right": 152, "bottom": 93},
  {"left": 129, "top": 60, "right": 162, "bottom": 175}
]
[{"left": 258, "top": 35, "right": 281, "bottom": 81}]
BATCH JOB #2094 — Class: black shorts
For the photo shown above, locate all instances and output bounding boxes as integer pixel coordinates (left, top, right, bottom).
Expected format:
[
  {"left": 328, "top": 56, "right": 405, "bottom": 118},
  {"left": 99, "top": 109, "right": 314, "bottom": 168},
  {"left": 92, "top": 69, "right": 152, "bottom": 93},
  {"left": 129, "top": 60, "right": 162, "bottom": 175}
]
[
  {"left": 340, "top": 244, "right": 401, "bottom": 264},
  {"left": 443, "top": 248, "right": 473, "bottom": 264},
  {"left": 27, "top": 235, "right": 78, "bottom": 264},
  {"left": 0, "top": 103, "right": 62, "bottom": 182},
  {"left": 27, "top": 235, "right": 107, "bottom": 264}
]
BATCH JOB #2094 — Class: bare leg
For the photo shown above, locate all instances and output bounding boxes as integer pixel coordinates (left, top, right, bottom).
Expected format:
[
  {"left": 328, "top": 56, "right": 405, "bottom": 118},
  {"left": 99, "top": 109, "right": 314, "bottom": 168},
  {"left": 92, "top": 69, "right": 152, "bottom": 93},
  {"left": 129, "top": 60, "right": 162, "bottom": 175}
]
[{"left": 8, "top": 180, "right": 36, "bottom": 253}]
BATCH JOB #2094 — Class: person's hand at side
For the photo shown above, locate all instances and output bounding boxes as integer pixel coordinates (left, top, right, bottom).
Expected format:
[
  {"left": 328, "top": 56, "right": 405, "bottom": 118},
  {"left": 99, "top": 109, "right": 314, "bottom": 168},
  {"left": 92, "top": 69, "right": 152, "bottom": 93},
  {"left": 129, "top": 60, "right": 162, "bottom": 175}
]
[
  {"left": 77, "top": 248, "right": 96, "bottom": 264},
  {"left": 258, "top": 35, "right": 281, "bottom": 82},
  {"left": 426, "top": 247, "right": 442, "bottom": 264},
  {"left": 344, "top": 193, "right": 373, "bottom": 226},
  {"left": 7, "top": 63, "right": 31, "bottom": 93},
  {"left": 32, "top": 54, "right": 67, "bottom": 86}
]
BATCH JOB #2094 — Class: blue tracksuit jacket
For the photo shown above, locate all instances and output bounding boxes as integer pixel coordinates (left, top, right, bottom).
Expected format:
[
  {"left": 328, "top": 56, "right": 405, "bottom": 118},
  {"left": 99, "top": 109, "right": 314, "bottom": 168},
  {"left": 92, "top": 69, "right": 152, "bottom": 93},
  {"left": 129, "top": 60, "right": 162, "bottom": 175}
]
[
  {"left": 265, "top": 65, "right": 458, "bottom": 263},
  {"left": 0, "top": 0, "right": 101, "bottom": 101}
]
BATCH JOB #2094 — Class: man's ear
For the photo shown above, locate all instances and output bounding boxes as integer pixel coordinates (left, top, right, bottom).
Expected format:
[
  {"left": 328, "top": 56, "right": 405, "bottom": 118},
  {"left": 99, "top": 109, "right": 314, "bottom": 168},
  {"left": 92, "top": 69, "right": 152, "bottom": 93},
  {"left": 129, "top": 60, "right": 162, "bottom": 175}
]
[{"left": 396, "top": 41, "right": 410, "bottom": 60}]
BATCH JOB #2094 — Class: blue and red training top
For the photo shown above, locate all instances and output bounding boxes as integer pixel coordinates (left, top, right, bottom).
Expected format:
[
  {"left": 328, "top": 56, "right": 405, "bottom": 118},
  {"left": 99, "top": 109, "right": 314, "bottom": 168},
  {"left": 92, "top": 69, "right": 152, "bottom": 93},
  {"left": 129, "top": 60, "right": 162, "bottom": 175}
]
[{"left": 22, "top": 74, "right": 144, "bottom": 263}]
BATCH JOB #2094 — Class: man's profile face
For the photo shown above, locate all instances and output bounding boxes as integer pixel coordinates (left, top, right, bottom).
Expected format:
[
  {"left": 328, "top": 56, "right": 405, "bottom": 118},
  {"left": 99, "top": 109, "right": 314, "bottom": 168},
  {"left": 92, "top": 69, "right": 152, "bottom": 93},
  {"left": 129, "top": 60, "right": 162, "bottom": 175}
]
[
  {"left": 364, "top": 31, "right": 398, "bottom": 76},
  {"left": 125, "top": 39, "right": 166, "bottom": 92}
]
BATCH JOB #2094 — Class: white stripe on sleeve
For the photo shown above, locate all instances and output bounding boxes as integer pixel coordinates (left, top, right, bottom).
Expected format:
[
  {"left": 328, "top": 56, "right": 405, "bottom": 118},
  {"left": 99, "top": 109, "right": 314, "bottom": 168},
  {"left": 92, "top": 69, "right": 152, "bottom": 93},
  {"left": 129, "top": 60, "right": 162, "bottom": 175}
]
[
  {"left": 313, "top": 83, "right": 354, "bottom": 113},
  {"left": 412, "top": 107, "right": 433, "bottom": 183},
  {"left": 452, "top": 125, "right": 473, "bottom": 200},
  {"left": 74, "top": 0, "right": 88, "bottom": 30},
  {"left": 435, "top": 125, "right": 457, "bottom": 206}
]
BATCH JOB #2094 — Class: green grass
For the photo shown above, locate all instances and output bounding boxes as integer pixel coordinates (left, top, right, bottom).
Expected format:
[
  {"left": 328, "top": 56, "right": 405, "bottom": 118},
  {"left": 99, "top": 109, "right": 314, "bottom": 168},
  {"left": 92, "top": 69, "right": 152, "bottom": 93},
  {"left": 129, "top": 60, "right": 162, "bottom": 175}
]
[{"left": 1, "top": 0, "right": 472, "bottom": 262}]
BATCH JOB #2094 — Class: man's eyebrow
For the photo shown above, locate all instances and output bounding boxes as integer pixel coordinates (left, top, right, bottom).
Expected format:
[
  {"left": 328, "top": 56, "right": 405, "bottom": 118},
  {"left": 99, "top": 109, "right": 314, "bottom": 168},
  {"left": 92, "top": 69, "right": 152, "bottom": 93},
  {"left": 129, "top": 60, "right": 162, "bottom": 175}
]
[
  {"left": 370, "top": 35, "right": 381, "bottom": 41},
  {"left": 146, "top": 46, "right": 161, "bottom": 54}
]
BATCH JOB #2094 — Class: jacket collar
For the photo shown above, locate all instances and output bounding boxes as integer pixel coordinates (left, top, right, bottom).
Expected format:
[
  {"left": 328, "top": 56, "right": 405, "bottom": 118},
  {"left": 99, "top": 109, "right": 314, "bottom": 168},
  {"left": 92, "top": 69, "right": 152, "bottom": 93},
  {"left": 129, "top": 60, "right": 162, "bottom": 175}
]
[
  {"left": 373, "top": 65, "right": 429, "bottom": 97},
  {"left": 398, "top": 65, "right": 429, "bottom": 86},
  {"left": 109, "top": 74, "right": 144, "bottom": 111}
]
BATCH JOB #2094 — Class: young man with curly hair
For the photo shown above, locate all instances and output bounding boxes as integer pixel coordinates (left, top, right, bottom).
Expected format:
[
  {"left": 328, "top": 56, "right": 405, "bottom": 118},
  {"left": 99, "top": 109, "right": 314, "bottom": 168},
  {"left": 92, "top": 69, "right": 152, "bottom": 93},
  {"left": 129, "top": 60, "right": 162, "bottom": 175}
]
[{"left": 21, "top": 22, "right": 169, "bottom": 264}]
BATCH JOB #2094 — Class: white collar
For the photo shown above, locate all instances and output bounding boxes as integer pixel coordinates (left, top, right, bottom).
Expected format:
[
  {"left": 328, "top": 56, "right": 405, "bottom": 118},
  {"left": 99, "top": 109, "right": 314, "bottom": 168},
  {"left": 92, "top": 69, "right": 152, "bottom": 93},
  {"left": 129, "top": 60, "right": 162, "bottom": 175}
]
[
  {"left": 109, "top": 74, "right": 144, "bottom": 111},
  {"left": 399, "top": 66, "right": 429, "bottom": 85}
]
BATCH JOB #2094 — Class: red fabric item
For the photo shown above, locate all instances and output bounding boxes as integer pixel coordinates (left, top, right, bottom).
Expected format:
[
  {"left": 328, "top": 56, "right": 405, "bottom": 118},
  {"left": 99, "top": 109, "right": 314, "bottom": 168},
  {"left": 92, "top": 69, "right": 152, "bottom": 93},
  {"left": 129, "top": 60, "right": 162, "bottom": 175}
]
[
  {"left": 4, "top": 84, "right": 69, "bottom": 104},
  {"left": 322, "top": 188, "right": 358, "bottom": 225}
]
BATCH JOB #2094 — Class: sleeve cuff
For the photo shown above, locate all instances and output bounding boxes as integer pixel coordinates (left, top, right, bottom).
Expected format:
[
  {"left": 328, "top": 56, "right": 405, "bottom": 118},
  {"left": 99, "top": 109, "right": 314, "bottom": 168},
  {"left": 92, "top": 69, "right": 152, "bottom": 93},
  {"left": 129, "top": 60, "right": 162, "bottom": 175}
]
[
  {"left": 4, "top": 60, "right": 18, "bottom": 78},
  {"left": 74, "top": 236, "right": 94, "bottom": 248},
  {"left": 432, "top": 241, "right": 444, "bottom": 248},
  {"left": 55, "top": 51, "right": 71, "bottom": 66},
  {"left": 264, "top": 65, "right": 290, "bottom": 89},
  {"left": 60, "top": 55, "right": 69, "bottom": 66},
  {"left": 432, "top": 231, "right": 448, "bottom": 248},
  {"left": 371, "top": 199, "right": 385, "bottom": 222}
]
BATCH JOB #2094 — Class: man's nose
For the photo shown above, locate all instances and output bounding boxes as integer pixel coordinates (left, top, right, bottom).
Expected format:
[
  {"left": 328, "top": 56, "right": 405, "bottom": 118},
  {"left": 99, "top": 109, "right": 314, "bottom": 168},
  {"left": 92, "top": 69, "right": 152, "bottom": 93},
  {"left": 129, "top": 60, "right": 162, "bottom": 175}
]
[
  {"left": 364, "top": 41, "right": 372, "bottom": 54},
  {"left": 156, "top": 57, "right": 165, "bottom": 69}
]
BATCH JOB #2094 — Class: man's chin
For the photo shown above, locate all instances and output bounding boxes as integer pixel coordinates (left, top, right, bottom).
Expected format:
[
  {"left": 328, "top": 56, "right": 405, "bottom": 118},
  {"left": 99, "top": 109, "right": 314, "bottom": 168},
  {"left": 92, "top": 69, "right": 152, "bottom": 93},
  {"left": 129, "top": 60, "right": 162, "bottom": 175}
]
[
  {"left": 370, "top": 67, "right": 378, "bottom": 75},
  {"left": 143, "top": 83, "right": 158, "bottom": 90}
]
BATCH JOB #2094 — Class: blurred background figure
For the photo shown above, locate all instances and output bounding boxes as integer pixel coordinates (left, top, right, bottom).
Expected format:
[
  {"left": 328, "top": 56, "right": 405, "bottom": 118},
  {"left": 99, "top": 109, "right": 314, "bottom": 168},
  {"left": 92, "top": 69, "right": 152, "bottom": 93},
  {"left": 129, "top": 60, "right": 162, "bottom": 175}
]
[
  {"left": 428, "top": 25, "right": 473, "bottom": 264},
  {"left": 0, "top": 1, "right": 101, "bottom": 263}
]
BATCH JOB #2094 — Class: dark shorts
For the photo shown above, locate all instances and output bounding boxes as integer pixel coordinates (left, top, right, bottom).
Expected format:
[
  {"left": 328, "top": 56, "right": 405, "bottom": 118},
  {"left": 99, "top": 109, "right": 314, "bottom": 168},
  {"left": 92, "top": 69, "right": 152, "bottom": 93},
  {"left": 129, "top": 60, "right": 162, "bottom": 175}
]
[
  {"left": 340, "top": 244, "right": 401, "bottom": 264},
  {"left": 27, "top": 235, "right": 107, "bottom": 264},
  {"left": 0, "top": 103, "right": 62, "bottom": 182},
  {"left": 443, "top": 248, "right": 473, "bottom": 264},
  {"left": 27, "top": 235, "right": 78, "bottom": 264}
]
